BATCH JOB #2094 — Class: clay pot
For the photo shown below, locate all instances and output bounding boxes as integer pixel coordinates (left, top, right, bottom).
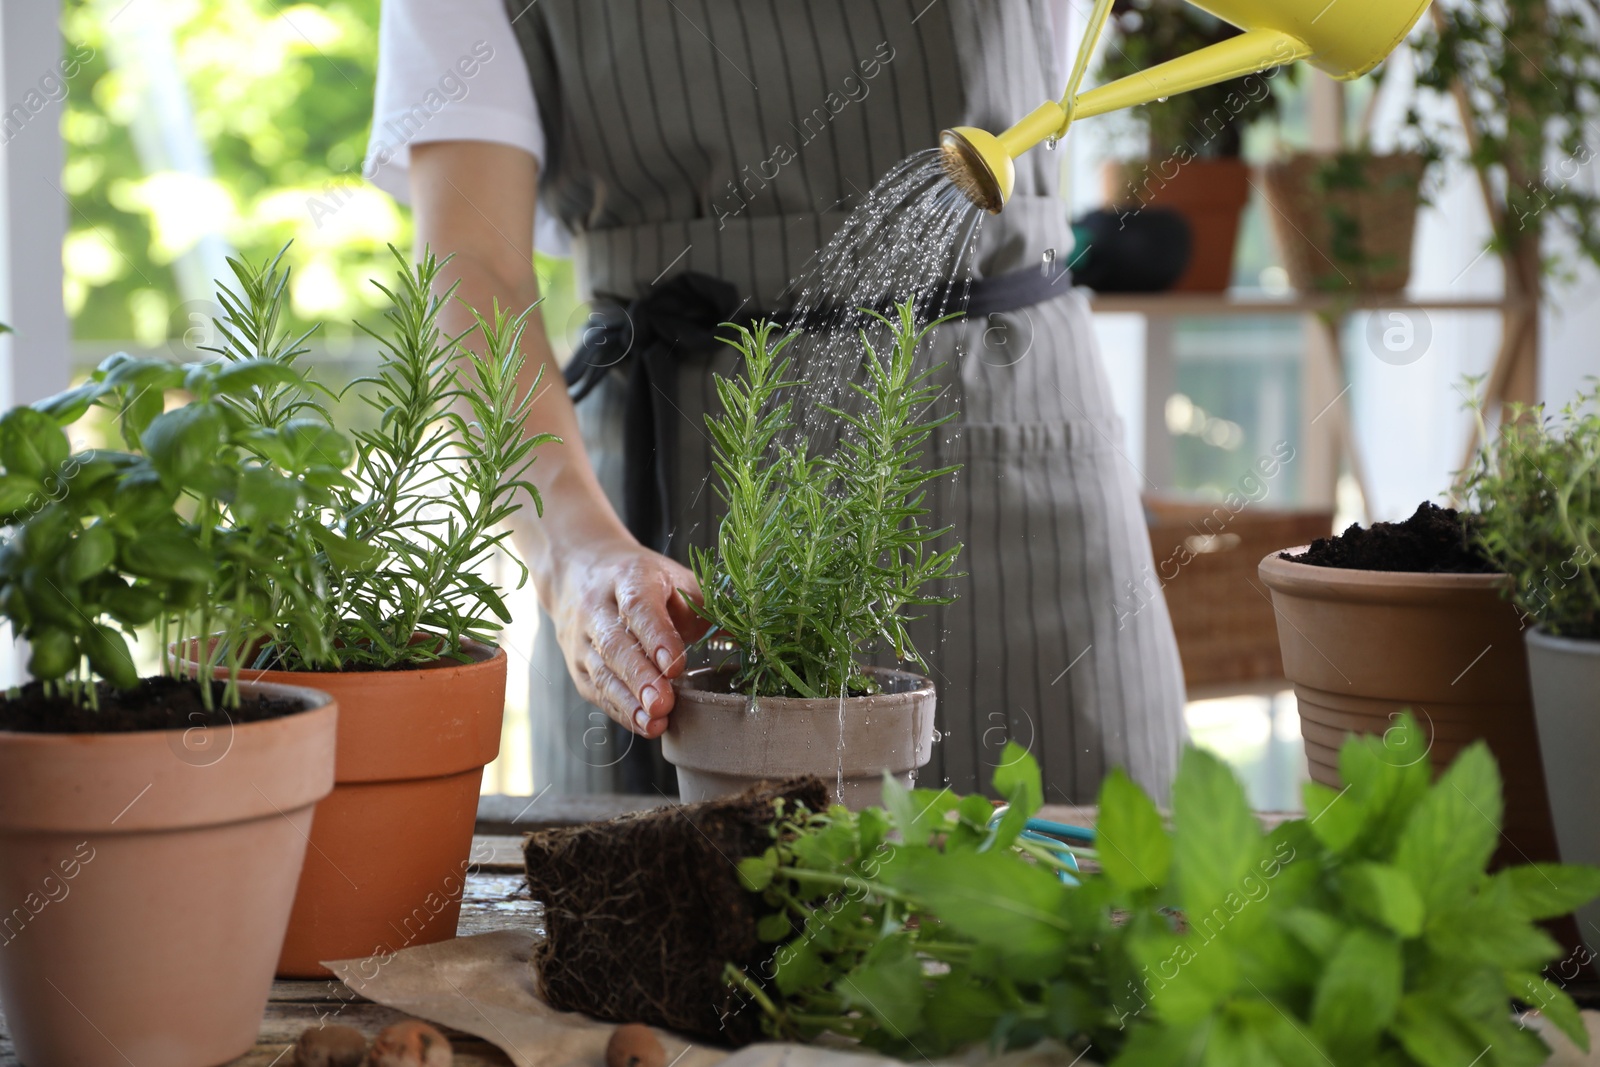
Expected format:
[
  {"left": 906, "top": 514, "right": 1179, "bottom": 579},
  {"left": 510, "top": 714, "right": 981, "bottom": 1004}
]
[
  {"left": 0, "top": 682, "right": 336, "bottom": 1067},
  {"left": 663, "top": 666, "right": 936, "bottom": 810},
  {"left": 1104, "top": 157, "right": 1250, "bottom": 292},
  {"left": 1259, "top": 551, "right": 1559, "bottom": 866},
  {"left": 179, "top": 640, "right": 506, "bottom": 977},
  {"left": 1526, "top": 628, "right": 1600, "bottom": 952}
]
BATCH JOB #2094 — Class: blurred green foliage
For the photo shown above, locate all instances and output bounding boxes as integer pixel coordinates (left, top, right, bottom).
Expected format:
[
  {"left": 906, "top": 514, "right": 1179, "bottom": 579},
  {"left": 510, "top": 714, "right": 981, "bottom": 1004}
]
[{"left": 60, "top": 0, "right": 577, "bottom": 356}]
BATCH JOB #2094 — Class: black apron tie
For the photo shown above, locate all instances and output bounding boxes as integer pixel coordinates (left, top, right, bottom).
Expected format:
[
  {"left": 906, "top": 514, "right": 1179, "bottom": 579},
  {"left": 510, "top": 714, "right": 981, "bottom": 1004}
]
[{"left": 564, "top": 263, "right": 1072, "bottom": 554}]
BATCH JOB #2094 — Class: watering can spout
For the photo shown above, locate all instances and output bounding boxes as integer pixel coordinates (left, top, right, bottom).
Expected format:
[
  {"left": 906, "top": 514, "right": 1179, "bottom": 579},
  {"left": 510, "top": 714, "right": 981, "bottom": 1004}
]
[{"left": 941, "top": 0, "right": 1435, "bottom": 213}]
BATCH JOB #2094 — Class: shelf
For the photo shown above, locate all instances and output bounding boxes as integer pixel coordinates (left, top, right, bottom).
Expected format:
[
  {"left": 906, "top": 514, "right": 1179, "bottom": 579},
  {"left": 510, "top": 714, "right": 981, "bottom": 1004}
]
[{"left": 1087, "top": 291, "right": 1521, "bottom": 316}]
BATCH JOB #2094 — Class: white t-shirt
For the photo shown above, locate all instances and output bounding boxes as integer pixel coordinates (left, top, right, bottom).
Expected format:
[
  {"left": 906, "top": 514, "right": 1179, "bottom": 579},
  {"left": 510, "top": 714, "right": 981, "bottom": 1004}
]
[
  {"left": 366, "top": 0, "right": 1073, "bottom": 256},
  {"left": 364, "top": 0, "right": 573, "bottom": 253}
]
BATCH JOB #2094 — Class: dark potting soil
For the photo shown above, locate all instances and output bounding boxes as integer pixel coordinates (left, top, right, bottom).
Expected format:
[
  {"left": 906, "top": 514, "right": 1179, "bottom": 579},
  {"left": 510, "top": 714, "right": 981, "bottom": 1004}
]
[
  {"left": 0, "top": 675, "right": 308, "bottom": 735},
  {"left": 1281, "top": 501, "right": 1497, "bottom": 574},
  {"left": 523, "top": 777, "right": 831, "bottom": 1045}
]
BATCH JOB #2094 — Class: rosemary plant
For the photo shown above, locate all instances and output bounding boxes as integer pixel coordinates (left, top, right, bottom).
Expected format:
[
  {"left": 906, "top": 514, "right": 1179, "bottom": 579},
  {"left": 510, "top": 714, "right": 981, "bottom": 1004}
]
[
  {"left": 1458, "top": 381, "right": 1600, "bottom": 639},
  {"left": 690, "top": 301, "right": 962, "bottom": 699},
  {"left": 211, "top": 245, "right": 554, "bottom": 671}
]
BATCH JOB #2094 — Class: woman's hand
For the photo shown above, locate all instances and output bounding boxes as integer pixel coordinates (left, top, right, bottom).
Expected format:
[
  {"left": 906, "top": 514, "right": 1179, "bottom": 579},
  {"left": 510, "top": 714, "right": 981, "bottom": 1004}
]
[{"left": 547, "top": 537, "right": 709, "bottom": 737}]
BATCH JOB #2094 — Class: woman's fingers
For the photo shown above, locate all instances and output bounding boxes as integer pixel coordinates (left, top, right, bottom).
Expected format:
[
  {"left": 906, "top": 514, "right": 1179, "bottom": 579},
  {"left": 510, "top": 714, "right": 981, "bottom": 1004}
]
[
  {"left": 616, "top": 562, "right": 693, "bottom": 680},
  {"left": 581, "top": 648, "right": 654, "bottom": 735},
  {"left": 585, "top": 608, "right": 668, "bottom": 718}
]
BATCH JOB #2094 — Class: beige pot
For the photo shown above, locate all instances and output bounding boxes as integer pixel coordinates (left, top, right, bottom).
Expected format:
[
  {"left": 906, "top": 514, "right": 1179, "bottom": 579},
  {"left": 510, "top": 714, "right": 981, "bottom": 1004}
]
[
  {"left": 0, "top": 681, "right": 336, "bottom": 1067},
  {"left": 664, "top": 666, "right": 936, "bottom": 810},
  {"left": 1259, "top": 550, "right": 1558, "bottom": 866}
]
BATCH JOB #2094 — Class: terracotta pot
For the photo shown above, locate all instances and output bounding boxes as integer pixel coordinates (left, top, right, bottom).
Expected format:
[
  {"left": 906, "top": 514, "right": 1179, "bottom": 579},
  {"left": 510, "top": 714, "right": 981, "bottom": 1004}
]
[
  {"left": 1104, "top": 157, "right": 1250, "bottom": 292},
  {"left": 1526, "top": 628, "right": 1600, "bottom": 953},
  {"left": 179, "top": 640, "right": 506, "bottom": 977},
  {"left": 0, "top": 681, "right": 335, "bottom": 1067},
  {"left": 664, "top": 666, "right": 936, "bottom": 810},
  {"left": 1259, "top": 551, "right": 1559, "bottom": 866}
]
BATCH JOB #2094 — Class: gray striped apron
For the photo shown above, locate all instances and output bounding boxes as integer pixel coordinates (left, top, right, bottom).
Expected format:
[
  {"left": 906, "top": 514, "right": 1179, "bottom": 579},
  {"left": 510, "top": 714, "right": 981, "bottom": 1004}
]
[{"left": 506, "top": 0, "right": 1186, "bottom": 803}]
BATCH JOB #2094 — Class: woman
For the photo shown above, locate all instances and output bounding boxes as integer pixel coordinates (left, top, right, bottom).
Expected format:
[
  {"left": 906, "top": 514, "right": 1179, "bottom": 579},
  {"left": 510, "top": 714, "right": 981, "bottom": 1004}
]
[{"left": 367, "top": 0, "right": 1186, "bottom": 801}]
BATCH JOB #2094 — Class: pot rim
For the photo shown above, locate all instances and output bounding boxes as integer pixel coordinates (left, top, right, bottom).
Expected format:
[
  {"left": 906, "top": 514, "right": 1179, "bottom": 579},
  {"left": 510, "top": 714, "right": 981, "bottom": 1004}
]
[
  {"left": 674, "top": 664, "right": 935, "bottom": 708},
  {"left": 1527, "top": 625, "right": 1600, "bottom": 655},
  {"left": 1259, "top": 547, "right": 1511, "bottom": 603},
  {"left": 172, "top": 634, "right": 503, "bottom": 680},
  {"left": 0, "top": 677, "right": 334, "bottom": 743}
]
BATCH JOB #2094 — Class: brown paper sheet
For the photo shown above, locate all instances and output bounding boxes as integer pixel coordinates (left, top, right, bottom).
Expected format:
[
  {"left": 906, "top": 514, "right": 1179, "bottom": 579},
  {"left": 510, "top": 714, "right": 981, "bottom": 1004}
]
[{"left": 326, "top": 928, "right": 1600, "bottom": 1067}]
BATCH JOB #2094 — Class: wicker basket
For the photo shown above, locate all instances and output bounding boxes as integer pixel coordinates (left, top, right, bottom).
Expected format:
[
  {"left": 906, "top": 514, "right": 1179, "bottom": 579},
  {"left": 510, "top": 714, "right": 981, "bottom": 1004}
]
[
  {"left": 1144, "top": 496, "right": 1333, "bottom": 688},
  {"left": 1261, "top": 151, "right": 1426, "bottom": 293}
]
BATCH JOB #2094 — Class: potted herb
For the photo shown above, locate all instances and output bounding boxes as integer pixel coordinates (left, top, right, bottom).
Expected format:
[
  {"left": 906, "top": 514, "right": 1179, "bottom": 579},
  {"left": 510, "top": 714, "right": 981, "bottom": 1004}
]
[
  {"left": 662, "top": 304, "right": 962, "bottom": 809},
  {"left": 1460, "top": 382, "right": 1600, "bottom": 950},
  {"left": 0, "top": 360, "right": 343, "bottom": 1067},
  {"left": 731, "top": 720, "right": 1600, "bottom": 1063},
  {"left": 1257, "top": 502, "right": 1561, "bottom": 869},
  {"left": 1261, "top": 137, "right": 1430, "bottom": 293},
  {"left": 520, "top": 717, "right": 1600, "bottom": 1061},
  {"left": 174, "top": 246, "right": 550, "bottom": 976},
  {"left": 1096, "top": 0, "right": 1281, "bottom": 292},
  {"left": 1408, "top": 0, "right": 1600, "bottom": 415}
]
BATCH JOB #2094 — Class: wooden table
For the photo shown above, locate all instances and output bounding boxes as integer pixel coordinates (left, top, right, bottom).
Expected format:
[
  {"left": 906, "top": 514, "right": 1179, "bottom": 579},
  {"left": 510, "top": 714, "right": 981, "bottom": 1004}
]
[{"left": 0, "top": 800, "right": 1106, "bottom": 1065}]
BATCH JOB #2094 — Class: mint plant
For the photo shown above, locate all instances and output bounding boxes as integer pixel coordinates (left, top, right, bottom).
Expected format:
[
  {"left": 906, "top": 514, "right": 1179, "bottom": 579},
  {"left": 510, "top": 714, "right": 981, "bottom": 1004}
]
[
  {"left": 690, "top": 302, "right": 963, "bottom": 698},
  {"left": 206, "top": 245, "right": 553, "bottom": 671},
  {"left": 0, "top": 356, "right": 346, "bottom": 709},
  {"left": 731, "top": 717, "right": 1600, "bottom": 1065},
  {"left": 1459, "top": 381, "right": 1600, "bottom": 639}
]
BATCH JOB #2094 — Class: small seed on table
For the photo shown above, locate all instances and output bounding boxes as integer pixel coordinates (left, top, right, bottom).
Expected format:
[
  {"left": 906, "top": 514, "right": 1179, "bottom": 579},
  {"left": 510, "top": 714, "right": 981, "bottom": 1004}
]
[
  {"left": 370, "top": 1019, "right": 453, "bottom": 1067},
  {"left": 606, "top": 1023, "right": 666, "bottom": 1067},
  {"left": 293, "top": 1023, "right": 368, "bottom": 1067}
]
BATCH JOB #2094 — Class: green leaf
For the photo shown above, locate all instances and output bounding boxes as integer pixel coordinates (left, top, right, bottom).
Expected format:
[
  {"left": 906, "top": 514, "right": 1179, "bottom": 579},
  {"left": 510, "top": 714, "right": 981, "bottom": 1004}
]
[
  {"left": 84, "top": 623, "right": 138, "bottom": 690},
  {"left": 1096, "top": 767, "right": 1171, "bottom": 892},
  {"left": 1394, "top": 742, "right": 1502, "bottom": 914},
  {"left": 0, "top": 407, "right": 69, "bottom": 480},
  {"left": 1171, "top": 747, "right": 1263, "bottom": 917},
  {"left": 26, "top": 627, "right": 76, "bottom": 680},
  {"left": 1393, "top": 992, "right": 1492, "bottom": 1067},
  {"left": 1302, "top": 780, "right": 1363, "bottom": 854},
  {"left": 310, "top": 526, "right": 383, "bottom": 569},
  {"left": 233, "top": 466, "right": 302, "bottom": 526},
  {"left": 141, "top": 402, "right": 227, "bottom": 483},
  {"left": 119, "top": 530, "right": 212, "bottom": 583},
  {"left": 835, "top": 952, "right": 927, "bottom": 1039},
  {"left": 880, "top": 846, "right": 1070, "bottom": 982},
  {"left": 32, "top": 380, "right": 105, "bottom": 425},
  {"left": 756, "top": 912, "right": 791, "bottom": 942},
  {"left": 1130, "top": 929, "right": 1238, "bottom": 1025},
  {"left": 1342, "top": 862, "right": 1424, "bottom": 937},
  {"left": 1494, "top": 864, "right": 1600, "bottom": 921},
  {"left": 1509, "top": 970, "right": 1588, "bottom": 1052},
  {"left": 772, "top": 937, "right": 827, "bottom": 996},
  {"left": 1278, "top": 907, "right": 1345, "bottom": 960},
  {"left": 0, "top": 474, "right": 40, "bottom": 516},
  {"left": 208, "top": 358, "right": 306, "bottom": 395},
  {"left": 1311, "top": 927, "right": 1401, "bottom": 1051},
  {"left": 64, "top": 524, "right": 117, "bottom": 583},
  {"left": 737, "top": 849, "right": 777, "bottom": 892},
  {"left": 989, "top": 742, "right": 1043, "bottom": 848}
]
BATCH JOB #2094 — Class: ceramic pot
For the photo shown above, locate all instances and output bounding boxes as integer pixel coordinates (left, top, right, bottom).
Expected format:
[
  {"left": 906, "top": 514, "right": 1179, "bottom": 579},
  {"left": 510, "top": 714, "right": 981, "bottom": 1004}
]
[
  {"left": 1526, "top": 627, "right": 1600, "bottom": 952},
  {"left": 0, "top": 681, "right": 335, "bottom": 1067},
  {"left": 1104, "top": 157, "right": 1250, "bottom": 292},
  {"left": 664, "top": 666, "right": 936, "bottom": 810},
  {"left": 179, "top": 640, "right": 506, "bottom": 977},
  {"left": 1259, "top": 550, "right": 1559, "bottom": 866}
]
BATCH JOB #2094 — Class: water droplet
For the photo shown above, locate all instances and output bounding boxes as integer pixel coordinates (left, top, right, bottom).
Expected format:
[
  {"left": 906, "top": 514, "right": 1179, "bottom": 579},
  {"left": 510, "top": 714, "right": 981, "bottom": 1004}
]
[
  {"left": 1045, "top": 135, "right": 1059, "bottom": 150},
  {"left": 1156, "top": 96, "right": 1169, "bottom": 103}
]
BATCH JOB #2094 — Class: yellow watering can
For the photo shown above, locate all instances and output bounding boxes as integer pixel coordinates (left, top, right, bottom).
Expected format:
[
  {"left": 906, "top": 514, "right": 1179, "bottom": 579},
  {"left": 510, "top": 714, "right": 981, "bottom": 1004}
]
[{"left": 940, "top": 0, "right": 1434, "bottom": 212}]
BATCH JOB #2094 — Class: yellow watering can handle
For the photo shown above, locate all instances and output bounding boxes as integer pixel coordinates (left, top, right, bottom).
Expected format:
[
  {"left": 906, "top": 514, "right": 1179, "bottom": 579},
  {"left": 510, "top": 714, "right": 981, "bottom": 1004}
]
[
  {"left": 1046, "top": 1, "right": 1315, "bottom": 143},
  {"left": 1055, "top": 0, "right": 1120, "bottom": 138}
]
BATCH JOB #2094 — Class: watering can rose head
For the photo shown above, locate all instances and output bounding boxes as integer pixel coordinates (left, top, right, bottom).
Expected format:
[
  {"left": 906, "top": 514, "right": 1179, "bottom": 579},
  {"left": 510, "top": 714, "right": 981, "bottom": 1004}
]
[
  {"left": 687, "top": 299, "right": 964, "bottom": 700},
  {"left": 941, "top": 0, "right": 1434, "bottom": 211}
]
